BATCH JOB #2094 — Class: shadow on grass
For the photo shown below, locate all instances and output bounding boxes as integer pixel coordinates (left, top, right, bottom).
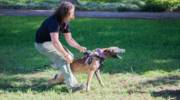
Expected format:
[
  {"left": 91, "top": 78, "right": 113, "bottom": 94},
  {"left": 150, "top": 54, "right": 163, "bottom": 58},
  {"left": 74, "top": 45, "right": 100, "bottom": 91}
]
[
  {"left": 126, "top": 75, "right": 180, "bottom": 99},
  {"left": 152, "top": 89, "right": 180, "bottom": 100},
  {"left": 0, "top": 64, "right": 52, "bottom": 75},
  {"left": 148, "top": 76, "right": 180, "bottom": 100},
  {"left": 0, "top": 76, "right": 69, "bottom": 93},
  {"left": 141, "top": 75, "right": 180, "bottom": 86}
]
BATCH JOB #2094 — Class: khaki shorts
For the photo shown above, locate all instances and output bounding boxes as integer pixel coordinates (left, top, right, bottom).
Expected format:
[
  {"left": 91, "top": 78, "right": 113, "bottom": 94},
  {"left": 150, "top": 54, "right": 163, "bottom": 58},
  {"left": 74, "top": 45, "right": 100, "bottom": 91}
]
[
  {"left": 34, "top": 41, "right": 77, "bottom": 88},
  {"left": 34, "top": 42, "right": 74, "bottom": 69}
]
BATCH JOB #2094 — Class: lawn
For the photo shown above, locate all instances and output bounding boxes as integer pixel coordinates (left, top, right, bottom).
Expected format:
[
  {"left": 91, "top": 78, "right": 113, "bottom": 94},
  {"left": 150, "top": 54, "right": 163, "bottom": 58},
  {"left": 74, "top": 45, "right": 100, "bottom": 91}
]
[{"left": 0, "top": 16, "right": 180, "bottom": 100}]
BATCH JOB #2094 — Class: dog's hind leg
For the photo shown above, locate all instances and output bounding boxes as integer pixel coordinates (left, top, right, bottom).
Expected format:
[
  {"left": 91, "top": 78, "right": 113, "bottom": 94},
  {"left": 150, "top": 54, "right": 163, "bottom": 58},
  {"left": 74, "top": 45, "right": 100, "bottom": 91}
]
[
  {"left": 56, "top": 72, "right": 65, "bottom": 83},
  {"left": 95, "top": 69, "right": 104, "bottom": 87},
  {"left": 48, "top": 72, "right": 65, "bottom": 86}
]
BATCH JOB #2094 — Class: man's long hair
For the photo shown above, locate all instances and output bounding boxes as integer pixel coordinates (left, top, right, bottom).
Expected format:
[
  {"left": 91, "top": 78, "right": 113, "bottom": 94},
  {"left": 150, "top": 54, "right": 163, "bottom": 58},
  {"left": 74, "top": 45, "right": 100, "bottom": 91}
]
[{"left": 53, "top": 1, "right": 74, "bottom": 23}]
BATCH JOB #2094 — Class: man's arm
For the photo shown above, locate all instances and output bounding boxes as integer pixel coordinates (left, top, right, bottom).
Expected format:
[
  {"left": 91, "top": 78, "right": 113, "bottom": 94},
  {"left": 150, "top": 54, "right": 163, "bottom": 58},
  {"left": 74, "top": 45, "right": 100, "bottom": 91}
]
[
  {"left": 64, "top": 32, "right": 86, "bottom": 52},
  {"left": 50, "top": 32, "right": 73, "bottom": 63}
]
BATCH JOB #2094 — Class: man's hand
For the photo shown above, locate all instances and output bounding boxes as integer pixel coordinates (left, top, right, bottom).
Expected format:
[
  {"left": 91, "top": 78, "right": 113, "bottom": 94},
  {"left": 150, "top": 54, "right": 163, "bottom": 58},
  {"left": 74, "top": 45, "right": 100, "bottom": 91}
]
[
  {"left": 64, "top": 33, "right": 87, "bottom": 53},
  {"left": 50, "top": 32, "right": 74, "bottom": 64},
  {"left": 64, "top": 54, "right": 74, "bottom": 63},
  {"left": 79, "top": 46, "right": 87, "bottom": 53}
]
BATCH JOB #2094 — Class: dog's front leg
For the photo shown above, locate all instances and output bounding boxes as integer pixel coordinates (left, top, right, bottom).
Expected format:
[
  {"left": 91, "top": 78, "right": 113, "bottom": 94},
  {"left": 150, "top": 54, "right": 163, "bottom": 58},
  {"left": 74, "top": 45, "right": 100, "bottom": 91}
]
[
  {"left": 86, "top": 70, "right": 95, "bottom": 91},
  {"left": 86, "top": 59, "right": 99, "bottom": 91},
  {"left": 95, "top": 69, "right": 104, "bottom": 87}
]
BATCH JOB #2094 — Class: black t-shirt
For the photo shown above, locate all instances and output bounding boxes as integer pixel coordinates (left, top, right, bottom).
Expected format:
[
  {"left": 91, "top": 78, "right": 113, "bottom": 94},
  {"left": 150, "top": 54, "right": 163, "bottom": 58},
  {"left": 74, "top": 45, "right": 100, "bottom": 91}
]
[{"left": 35, "top": 15, "right": 70, "bottom": 43}]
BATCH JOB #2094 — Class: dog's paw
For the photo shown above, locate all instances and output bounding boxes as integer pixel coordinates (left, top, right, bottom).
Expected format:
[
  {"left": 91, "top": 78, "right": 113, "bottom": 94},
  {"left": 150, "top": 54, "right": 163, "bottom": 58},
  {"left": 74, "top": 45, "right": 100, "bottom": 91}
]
[
  {"left": 86, "top": 87, "right": 90, "bottom": 92},
  {"left": 101, "top": 83, "right": 105, "bottom": 87}
]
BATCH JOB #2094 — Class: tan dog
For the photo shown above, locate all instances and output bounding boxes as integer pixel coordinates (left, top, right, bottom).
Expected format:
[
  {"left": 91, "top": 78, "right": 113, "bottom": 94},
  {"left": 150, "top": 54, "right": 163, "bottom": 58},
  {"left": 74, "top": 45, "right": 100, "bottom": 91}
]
[{"left": 48, "top": 47, "right": 125, "bottom": 91}]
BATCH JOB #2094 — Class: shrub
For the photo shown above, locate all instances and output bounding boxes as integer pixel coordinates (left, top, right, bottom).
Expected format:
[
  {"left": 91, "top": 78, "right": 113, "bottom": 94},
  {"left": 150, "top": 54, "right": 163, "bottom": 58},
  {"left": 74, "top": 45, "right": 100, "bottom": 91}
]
[{"left": 140, "top": 0, "right": 180, "bottom": 11}]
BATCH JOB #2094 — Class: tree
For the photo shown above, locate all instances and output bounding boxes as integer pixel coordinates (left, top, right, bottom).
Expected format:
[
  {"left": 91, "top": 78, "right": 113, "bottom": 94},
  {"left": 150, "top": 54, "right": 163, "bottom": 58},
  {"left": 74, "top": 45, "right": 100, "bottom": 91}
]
[{"left": 64, "top": 0, "right": 80, "bottom": 5}]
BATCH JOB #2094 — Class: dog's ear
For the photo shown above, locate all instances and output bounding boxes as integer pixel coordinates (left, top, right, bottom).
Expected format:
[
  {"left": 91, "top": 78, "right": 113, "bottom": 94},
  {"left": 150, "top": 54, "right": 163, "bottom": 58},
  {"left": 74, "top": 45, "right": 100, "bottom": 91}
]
[
  {"left": 103, "top": 48, "right": 112, "bottom": 56},
  {"left": 102, "top": 48, "right": 109, "bottom": 53}
]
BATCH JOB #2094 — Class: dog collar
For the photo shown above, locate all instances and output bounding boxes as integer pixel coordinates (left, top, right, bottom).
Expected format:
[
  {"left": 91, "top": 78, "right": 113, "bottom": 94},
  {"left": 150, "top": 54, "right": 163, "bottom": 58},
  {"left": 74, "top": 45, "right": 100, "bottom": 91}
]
[{"left": 96, "top": 48, "right": 106, "bottom": 59}]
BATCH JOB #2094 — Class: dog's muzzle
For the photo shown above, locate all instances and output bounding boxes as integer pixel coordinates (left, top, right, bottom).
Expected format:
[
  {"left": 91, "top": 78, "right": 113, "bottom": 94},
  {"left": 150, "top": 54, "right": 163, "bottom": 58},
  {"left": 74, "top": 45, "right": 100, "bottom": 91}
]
[{"left": 115, "top": 49, "right": 125, "bottom": 59}]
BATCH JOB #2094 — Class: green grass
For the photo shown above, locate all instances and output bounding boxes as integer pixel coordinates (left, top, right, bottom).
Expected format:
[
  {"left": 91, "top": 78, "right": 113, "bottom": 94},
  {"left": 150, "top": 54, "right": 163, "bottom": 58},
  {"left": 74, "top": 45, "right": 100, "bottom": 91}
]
[{"left": 0, "top": 16, "right": 180, "bottom": 100}]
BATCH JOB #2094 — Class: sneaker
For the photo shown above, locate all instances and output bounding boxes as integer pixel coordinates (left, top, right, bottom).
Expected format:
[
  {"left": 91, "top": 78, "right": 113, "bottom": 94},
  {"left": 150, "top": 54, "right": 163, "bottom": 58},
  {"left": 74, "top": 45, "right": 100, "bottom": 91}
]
[{"left": 70, "top": 84, "right": 86, "bottom": 93}]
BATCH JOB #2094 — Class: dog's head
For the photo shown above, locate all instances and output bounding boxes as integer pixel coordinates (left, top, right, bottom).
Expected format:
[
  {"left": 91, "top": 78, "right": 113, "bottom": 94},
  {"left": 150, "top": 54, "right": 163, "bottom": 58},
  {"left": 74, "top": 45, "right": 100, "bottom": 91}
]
[{"left": 102, "top": 47, "right": 125, "bottom": 59}]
